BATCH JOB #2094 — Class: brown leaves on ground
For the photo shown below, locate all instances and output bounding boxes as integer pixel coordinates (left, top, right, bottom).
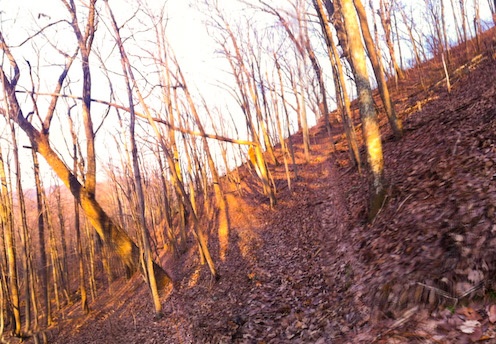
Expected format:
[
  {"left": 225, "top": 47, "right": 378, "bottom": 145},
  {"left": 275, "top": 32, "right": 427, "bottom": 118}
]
[{"left": 27, "top": 35, "right": 496, "bottom": 344}]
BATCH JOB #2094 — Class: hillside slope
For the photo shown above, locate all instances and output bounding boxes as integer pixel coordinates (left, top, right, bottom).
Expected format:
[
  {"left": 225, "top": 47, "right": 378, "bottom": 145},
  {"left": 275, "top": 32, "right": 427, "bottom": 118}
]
[{"left": 28, "top": 36, "right": 496, "bottom": 343}]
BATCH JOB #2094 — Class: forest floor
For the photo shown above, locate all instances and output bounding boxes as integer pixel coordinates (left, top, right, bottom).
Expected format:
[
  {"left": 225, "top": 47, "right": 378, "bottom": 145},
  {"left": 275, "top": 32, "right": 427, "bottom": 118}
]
[{"left": 21, "top": 33, "right": 496, "bottom": 344}]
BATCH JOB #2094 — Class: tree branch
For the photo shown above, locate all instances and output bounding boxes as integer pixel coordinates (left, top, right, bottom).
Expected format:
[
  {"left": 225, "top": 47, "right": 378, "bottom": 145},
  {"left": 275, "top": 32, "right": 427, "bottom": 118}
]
[{"left": 16, "top": 90, "right": 257, "bottom": 146}]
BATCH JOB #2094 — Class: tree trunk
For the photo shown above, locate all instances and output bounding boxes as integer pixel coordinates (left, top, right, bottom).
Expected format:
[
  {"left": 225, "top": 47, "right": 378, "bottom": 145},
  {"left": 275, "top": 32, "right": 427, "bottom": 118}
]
[
  {"left": 339, "top": 0, "right": 387, "bottom": 220},
  {"left": 353, "top": 0, "right": 403, "bottom": 139},
  {"left": 314, "top": 0, "right": 361, "bottom": 170},
  {"left": 0, "top": 147, "right": 21, "bottom": 336},
  {"left": 67, "top": 109, "right": 89, "bottom": 313},
  {"left": 9, "top": 120, "right": 32, "bottom": 333},
  {"left": 378, "top": 0, "right": 405, "bottom": 80},
  {"left": 104, "top": 1, "right": 166, "bottom": 314},
  {"left": 31, "top": 148, "right": 51, "bottom": 327},
  {"left": 173, "top": 62, "right": 230, "bottom": 261}
]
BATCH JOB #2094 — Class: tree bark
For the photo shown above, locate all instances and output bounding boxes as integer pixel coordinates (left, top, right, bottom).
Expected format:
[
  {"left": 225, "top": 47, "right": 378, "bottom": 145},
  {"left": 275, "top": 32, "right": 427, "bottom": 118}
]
[
  {"left": 31, "top": 148, "right": 51, "bottom": 327},
  {"left": 339, "top": 0, "right": 387, "bottom": 220},
  {"left": 353, "top": 0, "right": 403, "bottom": 139},
  {"left": 0, "top": 147, "right": 21, "bottom": 336},
  {"left": 314, "top": 0, "right": 361, "bottom": 169}
]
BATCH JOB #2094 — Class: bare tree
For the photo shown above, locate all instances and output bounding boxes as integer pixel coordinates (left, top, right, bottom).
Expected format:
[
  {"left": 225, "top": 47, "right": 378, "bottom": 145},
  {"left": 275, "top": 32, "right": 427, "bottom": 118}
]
[
  {"left": 313, "top": 0, "right": 361, "bottom": 169},
  {"left": 353, "top": 0, "right": 403, "bottom": 139},
  {"left": 0, "top": 4, "right": 172, "bottom": 289},
  {"left": 258, "top": 0, "right": 334, "bottom": 139},
  {"left": 488, "top": 0, "right": 496, "bottom": 24},
  {"left": 0, "top": 146, "right": 21, "bottom": 336},
  {"left": 207, "top": 4, "right": 277, "bottom": 207},
  {"left": 338, "top": 0, "right": 387, "bottom": 219},
  {"left": 377, "top": 0, "right": 405, "bottom": 79}
]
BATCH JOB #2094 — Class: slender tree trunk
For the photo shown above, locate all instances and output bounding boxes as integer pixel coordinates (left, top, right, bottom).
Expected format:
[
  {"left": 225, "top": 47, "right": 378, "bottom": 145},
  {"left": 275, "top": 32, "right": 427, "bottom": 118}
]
[
  {"left": 173, "top": 62, "right": 230, "bottom": 261},
  {"left": 104, "top": 1, "right": 164, "bottom": 314},
  {"left": 9, "top": 120, "right": 32, "bottom": 333},
  {"left": 354, "top": 0, "right": 403, "bottom": 139},
  {"left": 440, "top": 0, "right": 451, "bottom": 63},
  {"left": 474, "top": 0, "right": 482, "bottom": 52},
  {"left": 294, "top": 60, "right": 311, "bottom": 163},
  {"left": 339, "top": 0, "right": 387, "bottom": 220},
  {"left": 459, "top": 0, "right": 469, "bottom": 55},
  {"left": 268, "top": 71, "right": 292, "bottom": 191},
  {"left": 393, "top": 9, "right": 404, "bottom": 71},
  {"left": 31, "top": 149, "right": 51, "bottom": 327},
  {"left": 274, "top": 56, "right": 299, "bottom": 180},
  {"left": 450, "top": 0, "right": 463, "bottom": 43},
  {"left": 67, "top": 111, "right": 89, "bottom": 313},
  {"left": 0, "top": 147, "right": 21, "bottom": 336},
  {"left": 378, "top": 0, "right": 405, "bottom": 79},
  {"left": 156, "top": 151, "right": 177, "bottom": 256},
  {"left": 314, "top": 0, "right": 361, "bottom": 169}
]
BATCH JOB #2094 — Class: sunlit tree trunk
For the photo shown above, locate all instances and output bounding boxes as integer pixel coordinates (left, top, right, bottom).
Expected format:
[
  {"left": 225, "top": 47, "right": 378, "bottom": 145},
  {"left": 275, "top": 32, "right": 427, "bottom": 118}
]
[
  {"left": 450, "top": 0, "right": 464, "bottom": 43},
  {"left": 0, "top": 273, "right": 5, "bottom": 337},
  {"left": 474, "top": 0, "right": 482, "bottom": 51},
  {"left": 267, "top": 68, "right": 293, "bottom": 191},
  {"left": 290, "top": 57, "right": 311, "bottom": 163},
  {"left": 440, "top": 0, "right": 450, "bottom": 62},
  {"left": 339, "top": 0, "right": 387, "bottom": 220},
  {"left": 172, "top": 61, "right": 230, "bottom": 261},
  {"left": 274, "top": 55, "right": 299, "bottom": 180},
  {"left": 155, "top": 150, "right": 177, "bottom": 256},
  {"left": 162, "top": 67, "right": 188, "bottom": 252},
  {"left": 353, "top": 0, "right": 403, "bottom": 139},
  {"left": 0, "top": 147, "right": 21, "bottom": 336},
  {"left": 459, "top": 0, "right": 469, "bottom": 55},
  {"left": 85, "top": 225, "right": 97, "bottom": 301},
  {"left": 9, "top": 118, "right": 32, "bottom": 333},
  {"left": 246, "top": 53, "right": 278, "bottom": 165},
  {"left": 314, "top": 0, "right": 361, "bottom": 169}
]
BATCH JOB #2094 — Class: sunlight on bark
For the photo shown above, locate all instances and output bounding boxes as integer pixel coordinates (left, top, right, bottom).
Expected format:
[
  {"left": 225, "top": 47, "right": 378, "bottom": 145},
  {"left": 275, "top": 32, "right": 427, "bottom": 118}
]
[
  {"left": 362, "top": 117, "right": 384, "bottom": 178},
  {"left": 218, "top": 206, "right": 229, "bottom": 261},
  {"left": 187, "top": 267, "right": 202, "bottom": 288}
]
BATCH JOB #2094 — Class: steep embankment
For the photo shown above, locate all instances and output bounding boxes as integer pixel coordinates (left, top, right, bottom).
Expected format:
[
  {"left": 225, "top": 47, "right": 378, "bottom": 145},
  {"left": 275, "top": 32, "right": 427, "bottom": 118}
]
[{"left": 36, "top": 36, "right": 496, "bottom": 343}]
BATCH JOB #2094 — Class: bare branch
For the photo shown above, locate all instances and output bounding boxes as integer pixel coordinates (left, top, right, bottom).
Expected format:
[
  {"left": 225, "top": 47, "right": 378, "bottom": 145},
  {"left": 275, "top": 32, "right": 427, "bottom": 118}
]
[{"left": 16, "top": 90, "right": 256, "bottom": 146}]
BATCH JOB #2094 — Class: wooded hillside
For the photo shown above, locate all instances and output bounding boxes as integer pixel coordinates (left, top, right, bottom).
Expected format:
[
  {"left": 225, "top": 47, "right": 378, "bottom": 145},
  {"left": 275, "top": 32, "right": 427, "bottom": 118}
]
[{"left": 0, "top": 0, "right": 495, "bottom": 343}]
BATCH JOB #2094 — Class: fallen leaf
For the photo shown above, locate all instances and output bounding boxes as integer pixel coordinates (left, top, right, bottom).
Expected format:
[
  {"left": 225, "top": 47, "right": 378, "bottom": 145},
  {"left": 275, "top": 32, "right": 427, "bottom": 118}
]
[
  {"left": 457, "top": 306, "right": 481, "bottom": 320},
  {"left": 488, "top": 304, "right": 496, "bottom": 323},
  {"left": 459, "top": 320, "right": 481, "bottom": 334}
]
